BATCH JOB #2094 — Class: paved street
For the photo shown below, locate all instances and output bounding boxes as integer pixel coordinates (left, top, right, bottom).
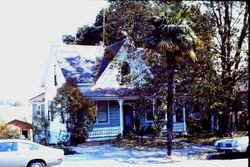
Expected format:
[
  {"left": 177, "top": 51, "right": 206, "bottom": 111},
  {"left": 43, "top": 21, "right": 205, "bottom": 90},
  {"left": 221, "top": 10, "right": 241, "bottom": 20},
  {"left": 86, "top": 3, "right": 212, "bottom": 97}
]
[
  {"left": 55, "top": 145, "right": 248, "bottom": 167},
  {"left": 57, "top": 159, "right": 248, "bottom": 167}
]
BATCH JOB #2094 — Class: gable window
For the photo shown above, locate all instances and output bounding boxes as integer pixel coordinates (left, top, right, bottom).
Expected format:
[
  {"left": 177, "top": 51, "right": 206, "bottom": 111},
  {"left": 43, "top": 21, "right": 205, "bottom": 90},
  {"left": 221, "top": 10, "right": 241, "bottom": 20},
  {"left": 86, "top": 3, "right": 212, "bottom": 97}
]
[
  {"left": 121, "top": 62, "right": 130, "bottom": 76},
  {"left": 120, "top": 62, "right": 131, "bottom": 85},
  {"left": 97, "top": 101, "right": 109, "bottom": 123}
]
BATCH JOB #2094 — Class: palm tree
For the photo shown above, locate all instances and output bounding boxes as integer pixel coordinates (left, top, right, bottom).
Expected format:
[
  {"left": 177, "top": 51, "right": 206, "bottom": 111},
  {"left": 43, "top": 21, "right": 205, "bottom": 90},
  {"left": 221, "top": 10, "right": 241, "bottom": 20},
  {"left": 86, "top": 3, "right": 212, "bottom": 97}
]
[{"left": 141, "top": 6, "right": 200, "bottom": 156}]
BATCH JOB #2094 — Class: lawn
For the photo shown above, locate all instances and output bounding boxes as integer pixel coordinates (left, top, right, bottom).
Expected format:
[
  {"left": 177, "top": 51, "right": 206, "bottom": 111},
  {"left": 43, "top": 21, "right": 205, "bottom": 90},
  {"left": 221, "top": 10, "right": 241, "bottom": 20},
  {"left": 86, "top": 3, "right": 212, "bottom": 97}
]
[{"left": 80, "top": 130, "right": 247, "bottom": 151}]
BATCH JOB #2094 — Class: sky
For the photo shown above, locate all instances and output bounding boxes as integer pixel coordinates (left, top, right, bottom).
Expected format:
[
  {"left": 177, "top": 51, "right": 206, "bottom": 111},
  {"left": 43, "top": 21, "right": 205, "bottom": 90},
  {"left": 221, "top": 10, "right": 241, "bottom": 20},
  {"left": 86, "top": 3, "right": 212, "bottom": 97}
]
[{"left": 0, "top": 0, "right": 107, "bottom": 103}]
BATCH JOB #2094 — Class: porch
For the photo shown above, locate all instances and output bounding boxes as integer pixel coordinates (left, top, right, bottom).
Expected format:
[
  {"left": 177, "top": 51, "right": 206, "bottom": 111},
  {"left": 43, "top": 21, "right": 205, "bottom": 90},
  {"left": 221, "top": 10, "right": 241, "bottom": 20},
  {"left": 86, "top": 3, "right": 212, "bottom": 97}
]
[
  {"left": 87, "top": 122, "right": 186, "bottom": 141},
  {"left": 84, "top": 88, "right": 187, "bottom": 141}
]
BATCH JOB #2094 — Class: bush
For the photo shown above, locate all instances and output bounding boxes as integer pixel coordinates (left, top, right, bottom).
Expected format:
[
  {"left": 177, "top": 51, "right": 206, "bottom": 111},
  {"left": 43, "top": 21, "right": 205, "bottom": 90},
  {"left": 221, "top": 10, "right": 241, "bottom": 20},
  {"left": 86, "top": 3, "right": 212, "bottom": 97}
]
[{"left": 0, "top": 123, "right": 20, "bottom": 139}]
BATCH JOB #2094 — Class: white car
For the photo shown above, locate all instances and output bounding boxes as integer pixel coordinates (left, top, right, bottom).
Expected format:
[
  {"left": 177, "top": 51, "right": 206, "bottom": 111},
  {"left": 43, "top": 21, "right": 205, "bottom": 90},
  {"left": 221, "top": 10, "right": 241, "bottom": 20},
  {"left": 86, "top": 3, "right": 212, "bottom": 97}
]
[
  {"left": 214, "top": 135, "right": 249, "bottom": 153},
  {"left": 0, "top": 139, "right": 64, "bottom": 167}
]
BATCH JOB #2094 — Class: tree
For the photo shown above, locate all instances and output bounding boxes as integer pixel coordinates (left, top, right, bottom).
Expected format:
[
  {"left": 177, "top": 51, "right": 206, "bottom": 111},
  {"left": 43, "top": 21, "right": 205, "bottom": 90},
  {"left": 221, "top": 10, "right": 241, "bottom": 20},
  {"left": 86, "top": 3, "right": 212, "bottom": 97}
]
[
  {"left": 50, "top": 78, "right": 96, "bottom": 145},
  {"left": 0, "top": 122, "right": 20, "bottom": 139},
  {"left": 172, "top": 3, "right": 218, "bottom": 133},
  {"left": 62, "top": 1, "right": 151, "bottom": 46},
  {"left": 180, "top": 1, "right": 249, "bottom": 136},
  {"left": 176, "top": 1, "right": 249, "bottom": 137},
  {"left": 205, "top": 1, "right": 249, "bottom": 136},
  {"left": 32, "top": 115, "right": 50, "bottom": 144},
  {"left": 140, "top": 3, "right": 200, "bottom": 156}
]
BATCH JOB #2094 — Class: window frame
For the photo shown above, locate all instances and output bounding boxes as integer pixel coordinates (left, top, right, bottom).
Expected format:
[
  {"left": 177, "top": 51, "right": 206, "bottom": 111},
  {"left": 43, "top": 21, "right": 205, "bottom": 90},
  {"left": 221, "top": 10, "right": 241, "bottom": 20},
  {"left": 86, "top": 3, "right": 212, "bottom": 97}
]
[
  {"left": 0, "top": 142, "right": 18, "bottom": 152},
  {"left": 96, "top": 101, "right": 109, "bottom": 124},
  {"left": 145, "top": 99, "right": 154, "bottom": 122},
  {"left": 145, "top": 98, "right": 166, "bottom": 122}
]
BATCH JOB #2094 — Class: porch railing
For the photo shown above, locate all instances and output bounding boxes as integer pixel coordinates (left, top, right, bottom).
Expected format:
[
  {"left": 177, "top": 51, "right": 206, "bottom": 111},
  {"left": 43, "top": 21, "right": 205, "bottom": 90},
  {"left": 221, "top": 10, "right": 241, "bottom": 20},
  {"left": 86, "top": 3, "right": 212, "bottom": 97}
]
[
  {"left": 88, "top": 127, "right": 121, "bottom": 138},
  {"left": 88, "top": 122, "right": 185, "bottom": 139},
  {"left": 173, "top": 122, "right": 185, "bottom": 132},
  {"left": 162, "top": 122, "right": 185, "bottom": 133}
]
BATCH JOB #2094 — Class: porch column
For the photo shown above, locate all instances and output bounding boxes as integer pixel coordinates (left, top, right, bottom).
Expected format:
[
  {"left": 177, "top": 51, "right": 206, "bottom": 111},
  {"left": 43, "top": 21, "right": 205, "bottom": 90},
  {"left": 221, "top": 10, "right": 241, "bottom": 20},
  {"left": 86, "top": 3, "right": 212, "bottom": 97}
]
[
  {"left": 211, "top": 114, "right": 215, "bottom": 130},
  {"left": 152, "top": 98, "right": 156, "bottom": 116},
  {"left": 182, "top": 106, "right": 186, "bottom": 132},
  {"left": 173, "top": 114, "right": 176, "bottom": 122},
  {"left": 118, "top": 99, "right": 124, "bottom": 136}
]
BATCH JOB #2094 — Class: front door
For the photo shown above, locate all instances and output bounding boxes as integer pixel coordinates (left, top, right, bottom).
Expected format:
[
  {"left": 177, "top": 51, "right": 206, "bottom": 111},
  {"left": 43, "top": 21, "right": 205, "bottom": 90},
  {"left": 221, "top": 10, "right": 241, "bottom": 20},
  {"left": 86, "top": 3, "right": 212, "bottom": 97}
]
[{"left": 123, "top": 105, "right": 134, "bottom": 132}]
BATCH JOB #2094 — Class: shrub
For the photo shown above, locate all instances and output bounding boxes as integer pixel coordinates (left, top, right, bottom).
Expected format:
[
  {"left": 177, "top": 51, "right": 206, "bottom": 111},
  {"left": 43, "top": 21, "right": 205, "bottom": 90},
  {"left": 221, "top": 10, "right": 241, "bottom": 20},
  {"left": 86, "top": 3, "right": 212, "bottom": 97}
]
[{"left": 0, "top": 123, "right": 20, "bottom": 139}]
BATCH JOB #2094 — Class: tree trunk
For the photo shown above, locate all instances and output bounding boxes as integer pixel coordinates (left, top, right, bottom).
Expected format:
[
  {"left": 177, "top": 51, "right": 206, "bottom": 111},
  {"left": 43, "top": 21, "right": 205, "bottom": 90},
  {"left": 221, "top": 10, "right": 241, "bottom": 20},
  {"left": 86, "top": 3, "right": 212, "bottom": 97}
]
[
  {"left": 218, "top": 112, "right": 231, "bottom": 137},
  {"left": 166, "top": 57, "right": 176, "bottom": 156}
]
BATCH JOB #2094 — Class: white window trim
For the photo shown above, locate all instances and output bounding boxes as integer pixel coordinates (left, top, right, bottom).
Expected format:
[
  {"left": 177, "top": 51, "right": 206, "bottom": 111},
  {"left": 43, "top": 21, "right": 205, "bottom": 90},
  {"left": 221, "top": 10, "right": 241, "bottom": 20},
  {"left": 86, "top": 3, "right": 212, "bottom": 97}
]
[{"left": 96, "top": 101, "right": 110, "bottom": 124}]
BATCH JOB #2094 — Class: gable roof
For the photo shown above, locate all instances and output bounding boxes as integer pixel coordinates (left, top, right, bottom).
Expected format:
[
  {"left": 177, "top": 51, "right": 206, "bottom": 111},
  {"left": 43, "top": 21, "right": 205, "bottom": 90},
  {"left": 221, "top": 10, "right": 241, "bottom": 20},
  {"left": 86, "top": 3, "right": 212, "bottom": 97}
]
[
  {"left": 29, "top": 92, "right": 45, "bottom": 103},
  {"left": 92, "top": 39, "right": 152, "bottom": 90},
  {"left": 7, "top": 119, "right": 32, "bottom": 129},
  {"left": 41, "top": 40, "right": 153, "bottom": 98},
  {"left": 96, "top": 39, "right": 126, "bottom": 79},
  {"left": 52, "top": 45, "right": 105, "bottom": 84}
]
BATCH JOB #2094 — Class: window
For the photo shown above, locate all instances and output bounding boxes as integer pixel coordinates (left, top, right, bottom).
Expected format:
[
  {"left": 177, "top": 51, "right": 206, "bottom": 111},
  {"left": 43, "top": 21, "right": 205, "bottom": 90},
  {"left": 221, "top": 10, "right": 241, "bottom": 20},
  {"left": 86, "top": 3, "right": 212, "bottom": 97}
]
[
  {"left": 37, "top": 105, "right": 41, "bottom": 116},
  {"left": 97, "top": 101, "right": 108, "bottom": 123},
  {"left": 146, "top": 99, "right": 153, "bottom": 121},
  {"left": 41, "top": 104, "right": 45, "bottom": 118},
  {"left": 176, "top": 107, "right": 183, "bottom": 122},
  {"left": 146, "top": 98, "right": 165, "bottom": 121},
  {"left": 156, "top": 99, "right": 166, "bottom": 120},
  {"left": 0, "top": 142, "right": 17, "bottom": 152},
  {"left": 121, "top": 62, "right": 130, "bottom": 76},
  {"left": 120, "top": 62, "right": 131, "bottom": 85},
  {"left": 21, "top": 142, "right": 40, "bottom": 151}
]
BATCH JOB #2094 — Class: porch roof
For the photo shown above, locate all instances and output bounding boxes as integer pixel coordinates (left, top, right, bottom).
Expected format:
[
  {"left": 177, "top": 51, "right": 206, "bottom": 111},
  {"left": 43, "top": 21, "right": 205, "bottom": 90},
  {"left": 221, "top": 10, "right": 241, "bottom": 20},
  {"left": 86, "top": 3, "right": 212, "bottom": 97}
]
[
  {"left": 82, "top": 87, "right": 157, "bottom": 100},
  {"left": 82, "top": 88, "right": 138, "bottom": 98}
]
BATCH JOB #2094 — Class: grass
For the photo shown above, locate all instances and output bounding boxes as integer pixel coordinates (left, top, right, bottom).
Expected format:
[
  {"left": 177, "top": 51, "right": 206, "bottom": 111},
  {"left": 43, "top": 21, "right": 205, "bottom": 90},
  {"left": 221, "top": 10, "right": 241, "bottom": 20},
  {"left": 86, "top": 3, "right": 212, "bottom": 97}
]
[
  {"left": 80, "top": 130, "right": 248, "bottom": 151},
  {"left": 174, "top": 131, "right": 247, "bottom": 145}
]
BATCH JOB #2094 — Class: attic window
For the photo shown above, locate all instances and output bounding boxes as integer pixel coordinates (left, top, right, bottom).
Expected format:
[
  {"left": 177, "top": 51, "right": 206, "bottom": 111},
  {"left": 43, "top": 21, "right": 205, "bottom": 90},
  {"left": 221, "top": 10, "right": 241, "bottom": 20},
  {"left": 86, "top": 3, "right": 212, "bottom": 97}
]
[
  {"left": 120, "top": 62, "right": 131, "bottom": 85},
  {"left": 121, "top": 62, "right": 130, "bottom": 76}
]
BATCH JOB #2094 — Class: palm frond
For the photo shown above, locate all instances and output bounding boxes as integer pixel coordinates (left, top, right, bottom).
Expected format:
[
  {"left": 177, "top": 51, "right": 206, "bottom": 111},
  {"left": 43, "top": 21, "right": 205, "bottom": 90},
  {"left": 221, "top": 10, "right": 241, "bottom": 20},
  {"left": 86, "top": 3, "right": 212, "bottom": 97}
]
[
  {"left": 157, "top": 39, "right": 179, "bottom": 53},
  {"left": 188, "top": 49, "right": 198, "bottom": 62}
]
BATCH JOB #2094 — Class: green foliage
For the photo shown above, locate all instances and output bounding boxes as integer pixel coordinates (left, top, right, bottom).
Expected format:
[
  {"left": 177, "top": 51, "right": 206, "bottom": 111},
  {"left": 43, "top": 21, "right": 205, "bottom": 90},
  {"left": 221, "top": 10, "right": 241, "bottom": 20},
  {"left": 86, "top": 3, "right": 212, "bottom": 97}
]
[
  {"left": 32, "top": 115, "right": 50, "bottom": 144},
  {"left": 62, "top": 1, "right": 151, "bottom": 46},
  {"left": 180, "top": 1, "right": 249, "bottom": 135},
  {"left": 50, "top": 78, "right": 96, "bottom": 145},
  {"left": 0, "top": 122, "right": 20, "bottom": 139},
  {"left": 139, "top": 2, "right": 200, "bottom": 156}
]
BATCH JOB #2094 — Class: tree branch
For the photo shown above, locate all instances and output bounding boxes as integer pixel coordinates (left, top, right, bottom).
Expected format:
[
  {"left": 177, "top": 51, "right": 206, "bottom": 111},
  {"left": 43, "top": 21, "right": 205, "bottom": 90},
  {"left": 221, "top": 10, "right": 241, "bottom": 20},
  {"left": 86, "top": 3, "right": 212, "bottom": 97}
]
[{"left": 234, "top": 2, "right": 249, "bottom": 70}]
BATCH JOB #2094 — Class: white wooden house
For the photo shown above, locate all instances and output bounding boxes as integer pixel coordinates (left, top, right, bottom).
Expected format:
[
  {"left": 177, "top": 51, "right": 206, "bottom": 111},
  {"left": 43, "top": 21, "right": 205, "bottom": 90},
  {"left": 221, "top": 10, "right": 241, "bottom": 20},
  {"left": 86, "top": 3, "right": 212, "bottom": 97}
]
[{"left": 30, "top": 39, "right": 187, "bottom": 144}]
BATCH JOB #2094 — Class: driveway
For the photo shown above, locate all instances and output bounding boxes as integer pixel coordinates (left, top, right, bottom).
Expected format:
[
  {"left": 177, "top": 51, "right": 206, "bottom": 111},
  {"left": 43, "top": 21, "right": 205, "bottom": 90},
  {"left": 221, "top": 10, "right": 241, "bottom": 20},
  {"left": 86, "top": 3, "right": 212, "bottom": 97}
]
[{"left": 55, "top": 144, "right": 248, "bottom": 167}]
